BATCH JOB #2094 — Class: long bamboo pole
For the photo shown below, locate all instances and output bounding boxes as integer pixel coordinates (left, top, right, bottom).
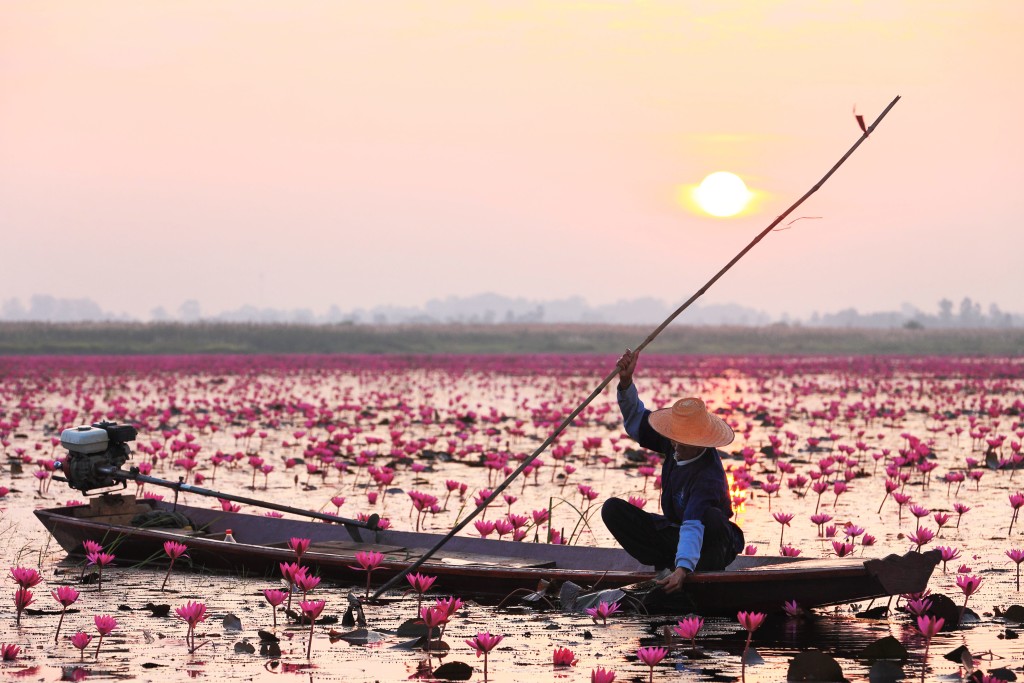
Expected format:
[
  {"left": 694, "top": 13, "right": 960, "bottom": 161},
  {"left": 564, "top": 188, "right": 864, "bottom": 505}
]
[{"left": 370, "top": 95, "right": 901, "bottom": 600}]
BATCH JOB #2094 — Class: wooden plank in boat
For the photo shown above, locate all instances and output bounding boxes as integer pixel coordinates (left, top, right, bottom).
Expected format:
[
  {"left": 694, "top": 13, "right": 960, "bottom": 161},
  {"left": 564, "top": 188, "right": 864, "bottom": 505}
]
[
  {"left": 305, "top": 540, "right": 409, "bottom": 555},
  {"left": 302, "top": 540, "right": 554, "bottom": 568},
  {"left": 430, "top": 550, "right": 556, "bottom": 569}
]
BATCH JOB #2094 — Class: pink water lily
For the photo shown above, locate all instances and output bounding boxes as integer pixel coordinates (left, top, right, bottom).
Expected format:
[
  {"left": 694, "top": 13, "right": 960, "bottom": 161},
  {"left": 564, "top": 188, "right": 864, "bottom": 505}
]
[
  {"left": 70, "top": 631, "right": 92, "bottom": 659},
  {"left": 738, "top": 611, "right": 766, "bottom": 682},
  {"left": 552, "top": 646, "right": 578, "bottom": 667},
  {"left": 1008, "top": 548, "right": 1024, "bottom": 590},
  {"left": 637, "top": 646, "right": 668, "bottom": 683},
  {"left": 406, "top": 572, "right": 437, "bottom": 618},
  {"left": 673, "top": 615, "right": 704, "bottom": 648},
  {"left": 956, "top": 574, "right": 982, "bottom": 626},
  {"left": 288, "top": 537, "right": 311, "bottom": 562},
  {"left": 9, "top": 566, "right": 42, "bottom": 589},
  {"left": 0, "top": 643, "right": 19, "bottom": 661},
  {"left": 419, "top": 604, "right": 448, "bottom": 655},
  {"left": 300, "top": 599, "right": 326, "bottom": 658},
  {"left": 590, "top": 667, "right": 616, "bottom": 683},
  {"left": 93, "top": 614, "right": 117, "bottom": 659},
  {"left": 349, "top": 550, "right": 384, "bottom": 598},
  {"left": 175, "top": 601, "right": 208, "bottom": 653},
  {"left": 13, "top": 588, "right": 33, "bottom": 625},
  {"left": 465, "top": 632, "right": 503, "bottom": 679},
  {"left": 585, "top": 600, "right": 621, "bottom": 625},
  {"left": 161, "top": 541, "right": 188, "bottom": 591},
  {"left": 86, "top": 551, "right": 115, "bottom": 591},
  {"left": 259, "top": 588, "right": 287, "bottom": 630},
  {"left": 916, "top": 614, "right": 944, "bottom": 683},
  {"left": 51, "top": 585, "right": 80, "bottom": 642}
]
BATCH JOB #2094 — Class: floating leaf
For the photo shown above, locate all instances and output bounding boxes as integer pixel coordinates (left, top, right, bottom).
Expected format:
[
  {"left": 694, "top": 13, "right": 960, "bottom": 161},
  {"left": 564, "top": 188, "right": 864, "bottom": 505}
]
[
  {"left": 868, "top": 660, "right": 904, "bottom": 682},
  {"left": 859, "top": 636, "right": 908, "bottom": 661},
  {"left": 855, "top": 605, "right": 889, "bottom": 619},
  {"left": 944, "top": 644, "right": 971, "bottom": 664},
  {"left": 568, "top": 588, "right": 626, "bottom": 614},
  {"left": 433, "top": 661, "right": 473, "bottom": 681},
  {"left": 558, "top": 581, "right": 582, "bottom": 610},
  {"left": 143, "top": 603, "right": 170, "bottom": 618},
  {"left": 787, "top": 650, "right": 843, "bottom": 681},
  {"left": 222, "top": 613, "right": 243, "bottom": 631},
  {"left": 260, "top": 641, "right": 281, "bottom": 658},
  {"left": 1002, "top": 605, "right": 1024, "bottom": 623},
  {"left": 985, "top": 667, "right": 1017, "bottom": 682},
  {"left": 257, "top": 630, "right": 279, "bottom": 643},
  {"left": 234, "top": 640, "right": 256, "bottom": 654},
  {"left": 328, "top": 628, "right": 385, "bottom": 645}
]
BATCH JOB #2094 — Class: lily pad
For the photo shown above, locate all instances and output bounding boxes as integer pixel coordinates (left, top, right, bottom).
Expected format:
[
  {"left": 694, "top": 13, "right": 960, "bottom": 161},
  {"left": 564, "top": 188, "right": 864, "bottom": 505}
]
[
  {"left": 260, "top": 641, "right": 281, "bottom": 657},
  {"left": 1002, "top": 605, "right": 1024, "bottom": 623},
  {"left": 859, "top": 636, "right": 908, "bottom": 661},
  {"left": 433, "top": 661, "right": 473, "bottom": 681},
  {"left": 222, "top": 613, "right": 243, "bottom": 631},
  {"left": 856, "top": 605, "right": 889, "bottom": 619},
  {"left": 328, "top": 628, "right": 385, "bottom": 645},
  {"left": 569, "top": 588, "right": 626, "bottom": 614},
  {"left": 144, "top": 603, "right": 171, "bottom": 618},
  {"left": 787, "top": 650, "right": 844, "bottom": 681},
  {"left": 234, "top": 640, "right": 256, "bottom": 654},
  {"left": 395, "top": 618, "right": 439, "bottom": 638},
  {"left": 980, "top": 668, "right": 1016, "bottom": 682},
  {"left": 868, "top": 660, "right": 904, "bottom": 683}
]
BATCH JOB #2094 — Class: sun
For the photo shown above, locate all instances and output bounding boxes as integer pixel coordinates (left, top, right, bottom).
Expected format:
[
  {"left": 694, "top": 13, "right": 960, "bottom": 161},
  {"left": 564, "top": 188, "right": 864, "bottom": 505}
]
[{"left": 693, "top": 172, "right": 752, "bottom": 217}]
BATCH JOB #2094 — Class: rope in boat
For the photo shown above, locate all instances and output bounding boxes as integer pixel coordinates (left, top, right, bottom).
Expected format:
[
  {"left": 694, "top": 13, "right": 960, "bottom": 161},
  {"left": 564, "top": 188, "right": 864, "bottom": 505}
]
[{"left": 370, "top": 95, "right": 902, "bottom": 600}]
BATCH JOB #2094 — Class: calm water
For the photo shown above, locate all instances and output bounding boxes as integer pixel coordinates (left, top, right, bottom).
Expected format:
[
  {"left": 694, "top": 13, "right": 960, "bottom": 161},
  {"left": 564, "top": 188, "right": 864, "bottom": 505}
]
[{"left": 1, "top": 354, "right": 1023, "bottom": 682}]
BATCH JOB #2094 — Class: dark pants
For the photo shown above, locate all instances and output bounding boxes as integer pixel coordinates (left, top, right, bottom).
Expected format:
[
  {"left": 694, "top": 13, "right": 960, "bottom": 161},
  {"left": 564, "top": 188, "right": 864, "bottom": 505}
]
[{"left": 601, "top": 497, "right": 743, "bottom": 572}]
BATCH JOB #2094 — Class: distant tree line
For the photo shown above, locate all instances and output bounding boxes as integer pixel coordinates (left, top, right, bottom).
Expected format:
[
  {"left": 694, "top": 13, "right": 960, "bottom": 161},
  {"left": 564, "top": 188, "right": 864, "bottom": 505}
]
[{"left": 1, "top": 293, "right": 1020, "bottom": 329}]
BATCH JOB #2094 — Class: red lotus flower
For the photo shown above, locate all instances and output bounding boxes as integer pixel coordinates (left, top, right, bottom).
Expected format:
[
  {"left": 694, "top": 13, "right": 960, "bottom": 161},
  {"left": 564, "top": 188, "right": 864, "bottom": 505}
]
[
  {"left": 9, "top": 566, "right": 42, "bottom": 589},
  {"left": 737, "top": 611, "right": 766, "bottom": 681},
  {"left": 13, "top": 588, "right": 33, "bottom": 625},
  {"left": 71, "top": 631, "right": 92, "bottom": 659},
  {"left": 673, "top": 616, "right": 703, "bottom": 648},
  {"left": 93, "top": 614, "right": 117, "bottom": 659},
  {"left": 161, "top": 541, "right": 188, "bottom": 592},
  {"left": 175, "top": 601, "right": 208, "bottom": 653},
  {"left": 585, "top": 600, "right": 621, "bottom": 625},
  {"left": 350, "top": 550, "right": 384, "bottom": 598},
  {"left": 465, "top": 631, "right": 503, "bottom": 677},
  {"left": 552, "top": 646, "right": 578, "bottom": 667},
  {"left": 300, "top": 599, "right": 326, "bottom": 658},
  {"left": 590, "top": 667, "right": 616, "bottom": 683},
  {"left": 637, "top": 646, "right": 668, "bottom": 683},
  {"left": 51, "top": 585, "right": 80, "bottom": 642},
  {"left": 288, "top": 537, "right": 311, "bottom": 562},
  {"left": 1, "top": 643, "right": 20, "bottom": 661}
]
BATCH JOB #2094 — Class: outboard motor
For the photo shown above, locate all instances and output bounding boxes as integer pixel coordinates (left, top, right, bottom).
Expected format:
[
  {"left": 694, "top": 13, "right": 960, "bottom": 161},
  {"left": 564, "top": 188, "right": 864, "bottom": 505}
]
[{"left": 59, "top": 421, "right": 137, "bottom": 494}]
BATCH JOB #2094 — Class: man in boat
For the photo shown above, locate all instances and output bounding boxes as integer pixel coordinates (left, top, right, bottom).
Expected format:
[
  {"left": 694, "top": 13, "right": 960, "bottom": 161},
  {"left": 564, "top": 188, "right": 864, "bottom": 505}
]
[{"left": 602, "top": 349, "right": 744, "bottom": 594}]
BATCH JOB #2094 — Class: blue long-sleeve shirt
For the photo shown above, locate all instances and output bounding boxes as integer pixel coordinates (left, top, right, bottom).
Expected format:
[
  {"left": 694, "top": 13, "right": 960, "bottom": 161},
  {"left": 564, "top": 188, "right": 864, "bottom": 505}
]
[{"left": 617, "top": 383, "right": 734, "bottom": 571}]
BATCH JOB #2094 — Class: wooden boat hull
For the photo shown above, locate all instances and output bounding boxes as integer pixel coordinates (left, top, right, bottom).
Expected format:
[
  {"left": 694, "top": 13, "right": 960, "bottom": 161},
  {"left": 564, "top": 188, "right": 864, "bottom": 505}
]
[{"left": 34, "top": 496, "right": 938, "bottom": 615}]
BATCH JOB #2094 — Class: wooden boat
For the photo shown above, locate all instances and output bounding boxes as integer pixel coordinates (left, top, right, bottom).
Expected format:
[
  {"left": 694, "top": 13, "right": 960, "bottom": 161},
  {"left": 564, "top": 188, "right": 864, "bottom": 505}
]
[{"left": 35, "top": 494, "right": 939, "bottom": 615}]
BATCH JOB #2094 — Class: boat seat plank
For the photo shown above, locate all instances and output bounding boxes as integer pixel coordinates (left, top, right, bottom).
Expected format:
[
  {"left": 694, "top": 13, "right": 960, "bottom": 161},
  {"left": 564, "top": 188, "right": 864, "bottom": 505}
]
[
  {"left": 296, "top": 541, "right": 555, "bottom": 569},
  {"left": 429, "top": 550, "right": 556, "bottom": 569}
]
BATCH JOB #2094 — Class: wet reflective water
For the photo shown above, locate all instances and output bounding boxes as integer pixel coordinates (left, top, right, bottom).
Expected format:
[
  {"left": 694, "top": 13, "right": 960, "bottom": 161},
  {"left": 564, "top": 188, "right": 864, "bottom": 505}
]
[{"left": 1, "top": 354, "right": 1023, "bottom": 681}]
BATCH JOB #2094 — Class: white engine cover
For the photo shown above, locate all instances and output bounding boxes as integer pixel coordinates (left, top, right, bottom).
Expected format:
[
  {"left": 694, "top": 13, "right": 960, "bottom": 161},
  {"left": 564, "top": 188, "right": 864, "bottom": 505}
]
[{"left": 61, "top": 426, "right": 110, "bottom": 454}]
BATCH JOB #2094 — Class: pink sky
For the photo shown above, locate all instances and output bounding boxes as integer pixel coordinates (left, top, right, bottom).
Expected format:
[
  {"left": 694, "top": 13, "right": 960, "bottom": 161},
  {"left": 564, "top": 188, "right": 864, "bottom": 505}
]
[{"left": 2, "top": 1, "right": 1021, "bottom": 320}]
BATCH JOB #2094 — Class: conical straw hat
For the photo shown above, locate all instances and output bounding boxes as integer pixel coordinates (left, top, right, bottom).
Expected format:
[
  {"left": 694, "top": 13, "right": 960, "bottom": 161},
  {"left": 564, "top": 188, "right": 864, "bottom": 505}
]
[{"left": 648, "top": 397, "right": 734, "bottom": 448}]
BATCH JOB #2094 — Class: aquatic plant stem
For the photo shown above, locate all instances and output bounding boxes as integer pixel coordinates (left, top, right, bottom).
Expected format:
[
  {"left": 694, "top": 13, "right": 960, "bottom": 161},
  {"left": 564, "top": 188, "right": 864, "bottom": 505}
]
[{"left": 370, "top": 96, "right": 902, "bottom": 600}]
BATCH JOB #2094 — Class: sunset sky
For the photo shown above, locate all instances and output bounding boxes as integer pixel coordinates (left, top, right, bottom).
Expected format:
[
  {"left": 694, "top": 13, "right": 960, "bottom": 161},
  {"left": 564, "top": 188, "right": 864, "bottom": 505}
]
[{"left": 2, "top": 1, "right": 1021, "bottom": 321}]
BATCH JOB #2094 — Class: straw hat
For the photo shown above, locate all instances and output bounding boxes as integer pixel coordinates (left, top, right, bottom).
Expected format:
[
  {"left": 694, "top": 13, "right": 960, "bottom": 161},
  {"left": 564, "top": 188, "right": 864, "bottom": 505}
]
[{"left": 648, "top": 397, "right": 734, "bottom": 448}]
